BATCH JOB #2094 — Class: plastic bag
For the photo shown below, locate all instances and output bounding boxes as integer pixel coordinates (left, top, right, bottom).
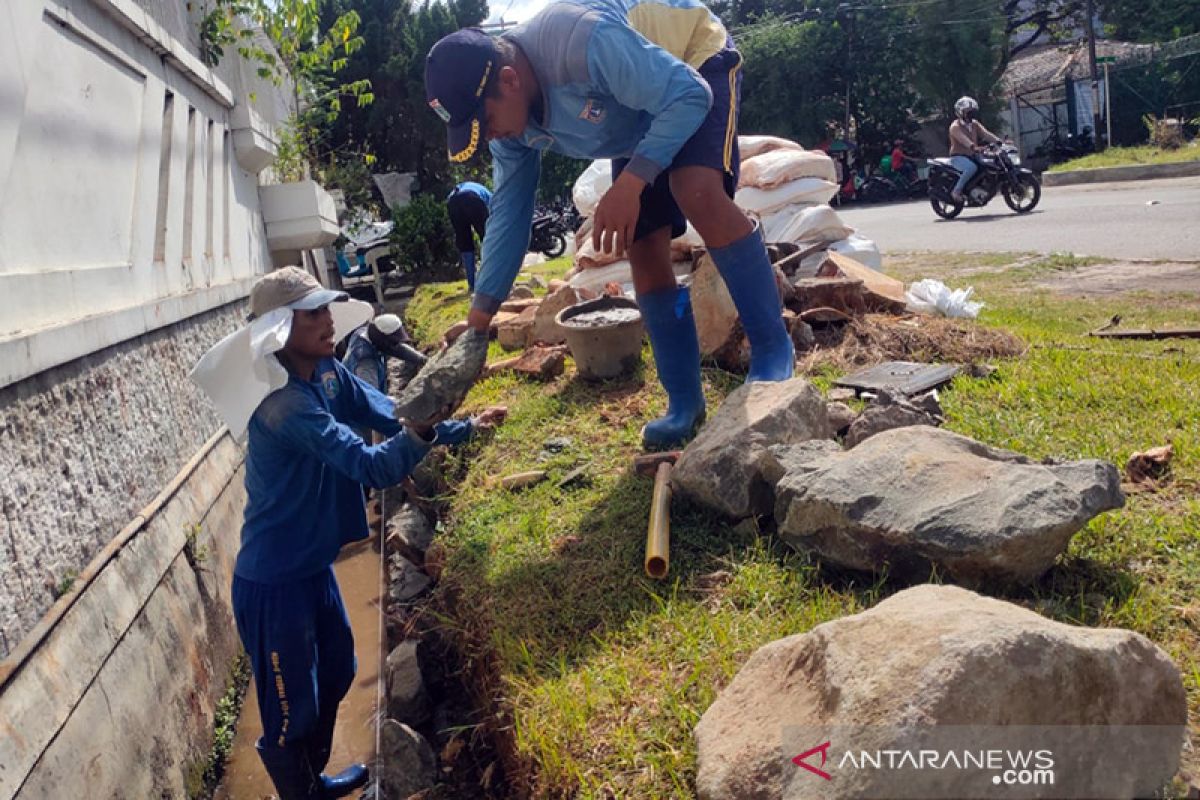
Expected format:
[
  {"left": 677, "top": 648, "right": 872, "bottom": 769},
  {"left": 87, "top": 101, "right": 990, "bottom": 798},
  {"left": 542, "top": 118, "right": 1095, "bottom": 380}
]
[
  {"left": 572, "top": 159, "right": 613, "bottom": 218},
  {"left": 761, "top": 204, "right": 854, "bottom": 244},
  {"left": 739, "top": 149, "right": 838, "bottom": 189},
  {"left": 735, "top": 178, "right": 839, "bottom": 215},
  {"left": 828, "top": 234, "right": 883, "bottom": 271},
  {"left": 738, "top": 135, "right": 804, "bottom": 160},
  {"left": 905, "top": 279, "right": 984, "bottom": 318}
]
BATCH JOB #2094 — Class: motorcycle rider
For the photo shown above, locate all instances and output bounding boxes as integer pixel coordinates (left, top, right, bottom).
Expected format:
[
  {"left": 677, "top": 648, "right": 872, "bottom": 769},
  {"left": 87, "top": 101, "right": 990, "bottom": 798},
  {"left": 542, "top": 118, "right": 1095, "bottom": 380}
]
[{"left": 948, "top": 96, "right": 1001, "bottom": 204}]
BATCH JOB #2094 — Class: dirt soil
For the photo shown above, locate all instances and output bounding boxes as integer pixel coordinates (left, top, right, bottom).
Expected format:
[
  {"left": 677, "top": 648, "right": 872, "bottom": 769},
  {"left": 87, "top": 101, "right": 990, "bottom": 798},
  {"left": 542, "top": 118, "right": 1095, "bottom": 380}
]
[
  {"left": 798, "top": 314, "right": 1027, "bottom": 374},
  {"left": 1038, "top": 261, "right": 1200, "bottom": 297}
]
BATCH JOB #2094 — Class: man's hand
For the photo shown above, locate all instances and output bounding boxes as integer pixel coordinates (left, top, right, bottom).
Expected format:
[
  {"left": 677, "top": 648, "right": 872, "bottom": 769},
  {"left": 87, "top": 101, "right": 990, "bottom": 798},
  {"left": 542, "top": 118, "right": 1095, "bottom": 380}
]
[
  {"left": 474, "top": 405, "right": 508, "bottom": 430},
  {"left": 592, "top": 171, "right": 646, "bottom": 258},
  {"left": 405, "top": 401, "right": 459, "bottom": 439},
  {"left": 443, "top": 308, "right": 494, "bottom": 347}
]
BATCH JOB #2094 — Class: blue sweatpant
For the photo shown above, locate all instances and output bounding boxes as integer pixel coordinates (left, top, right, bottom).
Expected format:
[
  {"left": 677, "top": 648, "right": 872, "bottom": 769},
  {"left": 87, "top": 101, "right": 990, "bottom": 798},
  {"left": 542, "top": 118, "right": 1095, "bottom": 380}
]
[{"left": 232, "top": 567, "right": 356, "bottom": 752}]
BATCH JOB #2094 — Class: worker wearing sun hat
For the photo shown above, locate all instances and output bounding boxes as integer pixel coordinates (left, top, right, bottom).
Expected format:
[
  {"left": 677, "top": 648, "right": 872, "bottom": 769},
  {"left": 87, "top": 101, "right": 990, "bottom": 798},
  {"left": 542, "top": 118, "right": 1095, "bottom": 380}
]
[{"left": 192, "top": 267, "right": 502, "bottom": 799}]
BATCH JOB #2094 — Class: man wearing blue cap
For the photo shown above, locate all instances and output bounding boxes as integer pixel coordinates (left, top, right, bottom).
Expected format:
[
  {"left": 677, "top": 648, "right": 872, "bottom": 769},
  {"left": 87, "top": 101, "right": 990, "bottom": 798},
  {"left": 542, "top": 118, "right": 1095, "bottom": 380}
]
[
  {"left": 446, "top": 181, "right": 493, "bottom": 291},
  {"left": 425, "top": 0, "right": 794, "bottom": 449}
]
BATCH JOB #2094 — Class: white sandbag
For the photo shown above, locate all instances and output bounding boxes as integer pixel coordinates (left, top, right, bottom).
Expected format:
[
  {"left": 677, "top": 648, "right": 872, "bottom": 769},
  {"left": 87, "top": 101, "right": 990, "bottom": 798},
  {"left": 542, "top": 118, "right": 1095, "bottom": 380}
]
[
  {"left": 739, "top": 149, "right": 838, "bottom": 189},
  {"left": 572, "top": 160, "right": 612, "bottom": 218},
  {"left": 567, "top": 259, "right": 692, "bottom": 294},
  {"left": 906, "top": 279, "right": 983, "bottom": 318},
  {"left": 738, "top": 135, "right": 804, "bottom": 160},
  {"left": 760, "top": 204, "right": 853, "bottom": 244},
  {"left": 574, "top": 236, "right": 624, "bottom": 270},
  {"left": 735, "top": 178, "right": 839, "bottom": 215},
  {"left": 828, "top": 233, "right": 883, "bottom": 271}
]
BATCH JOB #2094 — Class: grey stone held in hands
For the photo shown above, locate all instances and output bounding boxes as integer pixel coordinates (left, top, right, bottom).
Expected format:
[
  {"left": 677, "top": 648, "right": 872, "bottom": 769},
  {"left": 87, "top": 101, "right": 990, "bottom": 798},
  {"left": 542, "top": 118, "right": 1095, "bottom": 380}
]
[{"left": 392, "top": 328, "right": 489, "bottom": 423}]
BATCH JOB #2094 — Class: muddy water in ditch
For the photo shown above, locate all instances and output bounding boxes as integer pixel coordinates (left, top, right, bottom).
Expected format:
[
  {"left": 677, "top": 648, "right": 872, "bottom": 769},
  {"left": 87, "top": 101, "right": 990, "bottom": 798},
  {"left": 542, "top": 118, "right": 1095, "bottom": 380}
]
[{"left": 214, "top": 537, "right": 383, "bottom": 799}]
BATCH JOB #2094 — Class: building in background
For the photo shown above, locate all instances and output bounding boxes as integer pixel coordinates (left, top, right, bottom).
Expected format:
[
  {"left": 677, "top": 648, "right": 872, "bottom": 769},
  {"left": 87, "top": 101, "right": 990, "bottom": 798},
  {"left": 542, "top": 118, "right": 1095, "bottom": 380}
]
[{"left": 0, "top": 1, "right": 340, "bottom": 796}]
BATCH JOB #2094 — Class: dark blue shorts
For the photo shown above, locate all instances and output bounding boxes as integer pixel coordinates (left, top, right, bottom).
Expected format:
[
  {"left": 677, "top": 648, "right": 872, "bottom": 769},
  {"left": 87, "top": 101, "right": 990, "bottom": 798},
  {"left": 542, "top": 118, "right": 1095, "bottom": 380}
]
[{"left": 612, "top": 45, "right": 743, "bottom": 243}]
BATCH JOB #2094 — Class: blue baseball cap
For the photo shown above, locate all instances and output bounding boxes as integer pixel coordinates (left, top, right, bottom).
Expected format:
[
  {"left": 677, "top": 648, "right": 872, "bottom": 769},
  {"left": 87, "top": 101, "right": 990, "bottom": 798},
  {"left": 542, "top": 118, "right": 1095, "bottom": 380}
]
[{"left": 425, "top": 28, "right": 500, "bottom": 163}]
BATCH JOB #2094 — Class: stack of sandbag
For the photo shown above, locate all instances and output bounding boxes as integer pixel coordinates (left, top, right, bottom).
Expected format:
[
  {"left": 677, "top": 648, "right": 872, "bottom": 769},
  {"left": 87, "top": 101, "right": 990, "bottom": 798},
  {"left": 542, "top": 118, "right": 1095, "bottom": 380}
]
[{"left": 736, "top": 135, "right": 882, "bottom": 272}]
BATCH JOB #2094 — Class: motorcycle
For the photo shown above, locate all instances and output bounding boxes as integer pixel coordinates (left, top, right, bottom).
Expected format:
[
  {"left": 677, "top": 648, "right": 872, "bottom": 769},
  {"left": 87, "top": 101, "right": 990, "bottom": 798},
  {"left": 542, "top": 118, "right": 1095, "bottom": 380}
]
[
  {"left": 529, "top": 208, "right": 569, "bottom": 258},
  {"left": 927, "top": 144, "right": 1041, "bottom": 220},
  {"left": 858, "top": 170, "right": 928, "bottom": 203}
]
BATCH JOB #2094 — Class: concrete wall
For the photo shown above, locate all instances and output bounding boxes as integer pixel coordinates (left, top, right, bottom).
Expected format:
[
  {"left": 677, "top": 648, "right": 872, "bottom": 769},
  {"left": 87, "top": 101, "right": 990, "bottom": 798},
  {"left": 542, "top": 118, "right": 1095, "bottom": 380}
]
[
  {"left": 0, "top": 0, "right": 298, "bottom": 655},
  {"left": 0, "top": 431, "right": 247, "bottom": 799},
  {"left": 0, "top": 0, "right": 291, "bottom": 389},
  {"left": 0, "top": 301, "right": 244, "bottom": 658}
]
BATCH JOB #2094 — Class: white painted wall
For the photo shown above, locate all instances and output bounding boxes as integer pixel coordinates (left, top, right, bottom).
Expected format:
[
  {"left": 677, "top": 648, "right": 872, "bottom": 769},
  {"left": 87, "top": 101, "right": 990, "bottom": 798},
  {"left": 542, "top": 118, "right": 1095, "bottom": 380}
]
[{"left": 0, "top": 0, "right": 295, "bottom": 387}]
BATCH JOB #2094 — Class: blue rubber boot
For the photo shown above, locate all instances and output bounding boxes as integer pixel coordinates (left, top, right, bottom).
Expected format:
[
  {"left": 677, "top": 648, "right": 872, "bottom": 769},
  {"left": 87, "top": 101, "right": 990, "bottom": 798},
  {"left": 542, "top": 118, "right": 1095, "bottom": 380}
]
[
  {"left": 321, "top": 764, "right": 370, "bottom": 798},
  {"left": 638, "top": 287, "right": 706, "bottom": 449},
  {"left": 460, "top": 251, "right": 477, "bottom": 292},
  {"left": 707, "top": 223, "right": 794, "bottom": 382}
]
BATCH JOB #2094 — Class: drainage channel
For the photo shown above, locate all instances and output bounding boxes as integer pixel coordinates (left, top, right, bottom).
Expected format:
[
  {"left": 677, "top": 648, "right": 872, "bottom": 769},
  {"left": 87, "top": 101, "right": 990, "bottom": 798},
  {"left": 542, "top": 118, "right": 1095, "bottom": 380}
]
[{"left": 213, "top": 534, "right": 384, "bottom": 799}]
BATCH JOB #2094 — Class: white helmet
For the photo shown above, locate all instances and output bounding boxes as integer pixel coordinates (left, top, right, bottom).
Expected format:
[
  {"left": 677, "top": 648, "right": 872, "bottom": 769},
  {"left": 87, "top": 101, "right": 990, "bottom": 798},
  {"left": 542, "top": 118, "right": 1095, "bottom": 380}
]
[{"left": 954, "top": 96, "right": 979, "bottom": 121}]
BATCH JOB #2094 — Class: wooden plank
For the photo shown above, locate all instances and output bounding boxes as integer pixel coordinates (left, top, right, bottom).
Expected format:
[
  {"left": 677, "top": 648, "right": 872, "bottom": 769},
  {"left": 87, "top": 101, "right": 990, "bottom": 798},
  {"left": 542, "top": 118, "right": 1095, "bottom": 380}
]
[{"left": 1089, "top": 327, "right": 1200, "bottom": 340}]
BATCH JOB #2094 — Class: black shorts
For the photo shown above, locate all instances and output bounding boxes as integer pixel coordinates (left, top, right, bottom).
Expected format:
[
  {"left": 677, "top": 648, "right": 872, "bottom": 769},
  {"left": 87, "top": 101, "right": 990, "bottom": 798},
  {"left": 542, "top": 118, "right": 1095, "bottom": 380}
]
[
  {"left": 612, "top": 45, "right": 742, "bottom": 243},
  {"left": 446, "top": 191, "right": 489, "bottom": 252}
]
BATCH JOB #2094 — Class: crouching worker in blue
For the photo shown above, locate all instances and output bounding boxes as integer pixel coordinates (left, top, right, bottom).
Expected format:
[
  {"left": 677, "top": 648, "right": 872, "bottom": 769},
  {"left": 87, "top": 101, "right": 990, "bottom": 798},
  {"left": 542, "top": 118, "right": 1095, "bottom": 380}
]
[
  {"left": 234, "top": 268, "right": 504, "bottom": 799},
  {"left": 426, "top": 0, "right": 795, "bottom": 451}
]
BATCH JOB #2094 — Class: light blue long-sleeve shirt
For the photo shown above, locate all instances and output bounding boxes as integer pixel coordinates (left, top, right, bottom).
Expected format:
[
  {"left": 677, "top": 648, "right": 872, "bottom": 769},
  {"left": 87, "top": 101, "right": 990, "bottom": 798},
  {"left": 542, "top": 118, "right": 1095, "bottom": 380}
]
[{"left": 473, "top": 0, "right": 724, "bottom": 314}]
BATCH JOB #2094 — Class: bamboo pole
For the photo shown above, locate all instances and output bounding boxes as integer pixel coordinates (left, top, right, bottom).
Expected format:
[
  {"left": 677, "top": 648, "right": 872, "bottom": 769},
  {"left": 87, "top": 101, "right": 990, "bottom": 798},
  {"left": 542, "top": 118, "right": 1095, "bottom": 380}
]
[{"left": 645, "top": 462, "right": 672, "bottom": 579}]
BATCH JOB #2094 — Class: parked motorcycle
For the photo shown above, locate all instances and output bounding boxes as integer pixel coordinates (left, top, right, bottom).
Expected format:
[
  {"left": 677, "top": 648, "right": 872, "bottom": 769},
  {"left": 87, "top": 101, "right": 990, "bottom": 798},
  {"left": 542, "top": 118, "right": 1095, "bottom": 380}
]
[
  {"left": 858, "top": 171, "right": 929, "bottom": 203},
  {"left": 529, "top": 208, "right": 569, "bottom": 258},
  {"left": 927, "top": 144, "right": 1041, "bottom": 219}
]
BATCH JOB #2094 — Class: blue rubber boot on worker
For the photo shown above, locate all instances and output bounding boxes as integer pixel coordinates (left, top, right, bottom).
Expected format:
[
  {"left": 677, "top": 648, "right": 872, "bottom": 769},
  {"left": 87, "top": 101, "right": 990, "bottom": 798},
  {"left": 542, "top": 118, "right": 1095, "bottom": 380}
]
[
  {"left": 707, "top": 222, "right": 794, "bottom": 382},
  {"left": 256, "top": 739, "right": 324, "bottom": 800},
  {"left": 638, "top": 286, "right": 706, "bottom": 450},
  {"left": 321, "top": 764, "right": 370, "bottom": 797},
  {"left": 460, "top": 251, "right": 476, "bottom": 292}
]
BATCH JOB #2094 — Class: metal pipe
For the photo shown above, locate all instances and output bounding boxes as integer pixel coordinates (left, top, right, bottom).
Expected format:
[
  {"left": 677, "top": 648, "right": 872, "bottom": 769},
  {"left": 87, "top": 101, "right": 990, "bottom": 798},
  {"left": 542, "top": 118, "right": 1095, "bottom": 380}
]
[{"left": 644, "top": 462, "right": 672, "bottom": 579}]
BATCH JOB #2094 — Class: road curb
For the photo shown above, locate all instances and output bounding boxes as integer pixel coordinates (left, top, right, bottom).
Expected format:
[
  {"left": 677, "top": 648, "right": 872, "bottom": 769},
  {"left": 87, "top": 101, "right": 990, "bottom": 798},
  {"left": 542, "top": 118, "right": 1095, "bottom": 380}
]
[{"left": 1043, "top": 160, "right": 1200, "bottom": 187}]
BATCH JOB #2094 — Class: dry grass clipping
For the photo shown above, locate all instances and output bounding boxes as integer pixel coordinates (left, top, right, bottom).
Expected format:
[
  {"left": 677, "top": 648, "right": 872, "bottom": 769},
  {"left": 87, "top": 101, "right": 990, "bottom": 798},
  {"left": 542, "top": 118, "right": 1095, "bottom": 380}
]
[{"left": 798, "top": 314, "right": 1027, "bottom": 373}]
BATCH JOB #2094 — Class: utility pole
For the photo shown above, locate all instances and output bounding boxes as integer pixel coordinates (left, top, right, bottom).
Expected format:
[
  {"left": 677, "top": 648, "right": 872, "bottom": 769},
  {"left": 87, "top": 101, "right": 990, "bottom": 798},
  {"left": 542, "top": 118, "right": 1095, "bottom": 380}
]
[
  {"left": 1084, "top": 0, "right": 1105, "bottom": 150},
  {"left": 838, "top": 3, "right": 853, "bottom": 138}
]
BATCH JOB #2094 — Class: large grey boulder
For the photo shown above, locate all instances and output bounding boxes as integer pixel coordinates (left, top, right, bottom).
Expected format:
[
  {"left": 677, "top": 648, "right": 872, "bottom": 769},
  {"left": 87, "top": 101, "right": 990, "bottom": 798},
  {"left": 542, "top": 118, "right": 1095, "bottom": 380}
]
[
  {"left": 393, "top": 328, "right": 488, "bottom": 422},
  {"left": 695, "top": 585, "right": 1186, "bottom": 800},
  {"left": 378, "top": 719, "right": 436, "bottom": 799},
  {"left": 672, "top": 379, "right": 830, "bottom": 519},
  {"left": 771, "top": 426, "right": 1124, "bottom": 585},
  {"left": 385, "top": 640, "right": 430, "bottom": 725}
]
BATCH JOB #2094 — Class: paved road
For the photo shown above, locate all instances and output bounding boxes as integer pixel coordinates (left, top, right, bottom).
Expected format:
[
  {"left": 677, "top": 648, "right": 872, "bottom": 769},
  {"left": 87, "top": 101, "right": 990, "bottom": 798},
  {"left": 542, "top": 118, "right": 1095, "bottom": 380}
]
[{"left": 836, "top": 176, "right": 1200, "bottom": 261}]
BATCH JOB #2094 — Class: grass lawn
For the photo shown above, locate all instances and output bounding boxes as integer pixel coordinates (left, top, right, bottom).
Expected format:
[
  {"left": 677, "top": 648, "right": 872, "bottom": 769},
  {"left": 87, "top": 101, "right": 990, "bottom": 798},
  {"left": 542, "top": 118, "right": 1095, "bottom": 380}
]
[
  {"left": 406, "top": 253, "right": 1200, "bottom": 798},
  {"left": 1048, "top": 143, "right": 1200, "bottom": 172}
]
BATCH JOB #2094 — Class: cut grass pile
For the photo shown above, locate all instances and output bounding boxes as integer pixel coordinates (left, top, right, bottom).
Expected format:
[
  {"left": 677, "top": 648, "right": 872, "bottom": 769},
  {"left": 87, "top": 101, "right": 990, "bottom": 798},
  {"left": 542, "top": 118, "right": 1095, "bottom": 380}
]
[
  {"left": 1047, "top": 143, "right": 1200, "bottom": 172},
  {"left": 407, "top": 252, "right": 1200, "bottom": 798}
]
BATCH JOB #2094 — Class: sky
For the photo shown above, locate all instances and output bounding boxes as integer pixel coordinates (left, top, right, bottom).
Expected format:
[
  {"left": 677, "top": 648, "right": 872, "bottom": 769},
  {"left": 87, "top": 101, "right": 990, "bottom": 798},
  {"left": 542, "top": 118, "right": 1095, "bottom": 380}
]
[{"left": 485, "top": 0, "right": 550, "bottom": 26}]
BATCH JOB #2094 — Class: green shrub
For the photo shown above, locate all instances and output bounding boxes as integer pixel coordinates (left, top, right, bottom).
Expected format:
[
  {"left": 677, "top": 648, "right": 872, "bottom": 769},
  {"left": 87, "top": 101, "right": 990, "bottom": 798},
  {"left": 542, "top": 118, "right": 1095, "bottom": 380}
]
[{"left": 390, "top": 194, "right": 460, "bottom": 283}]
